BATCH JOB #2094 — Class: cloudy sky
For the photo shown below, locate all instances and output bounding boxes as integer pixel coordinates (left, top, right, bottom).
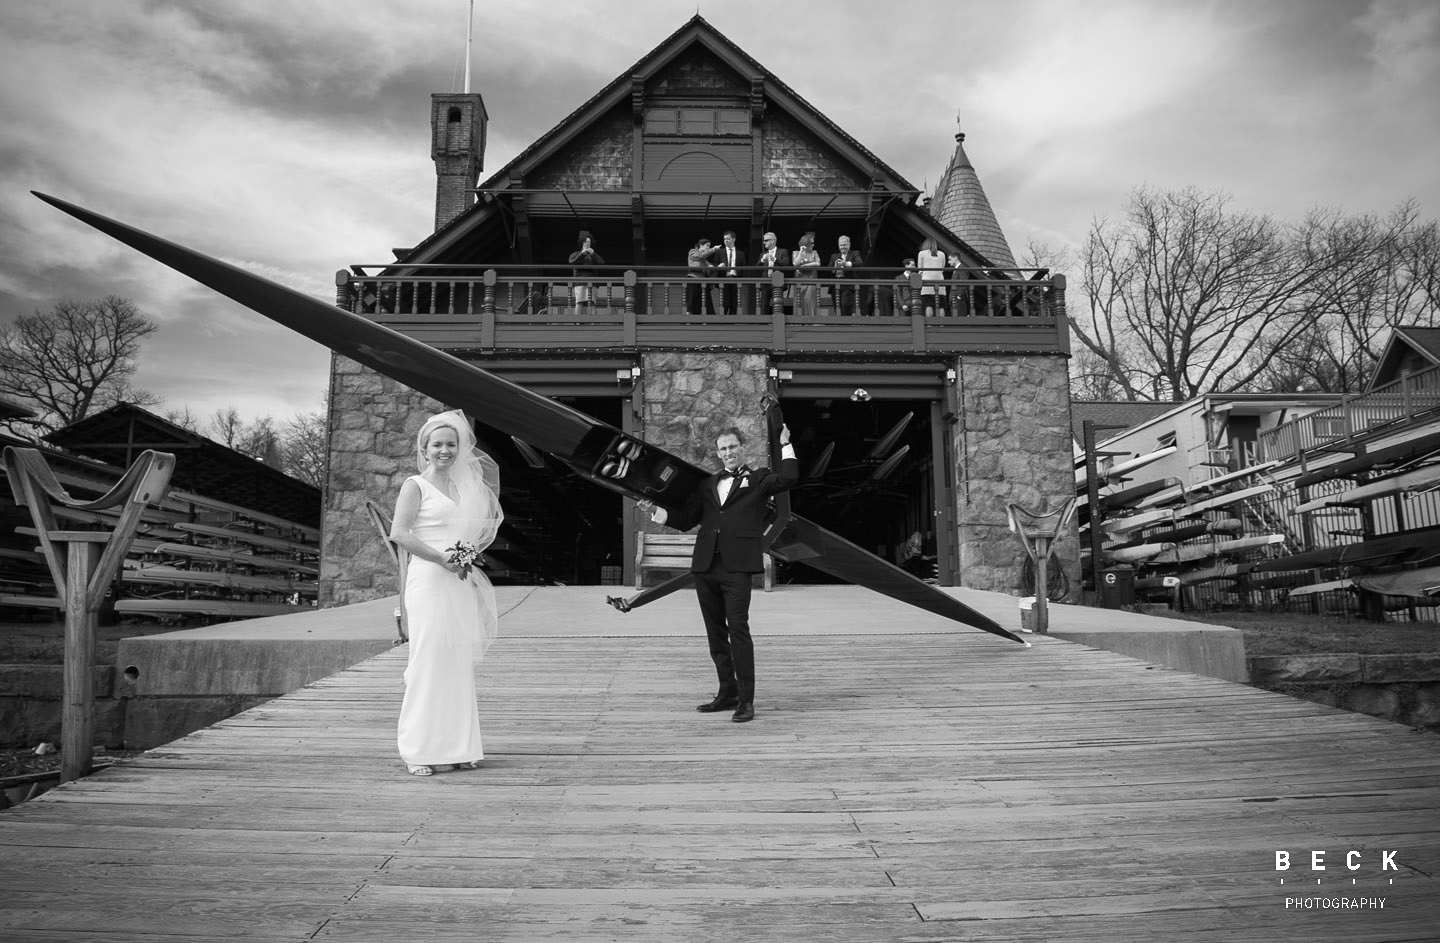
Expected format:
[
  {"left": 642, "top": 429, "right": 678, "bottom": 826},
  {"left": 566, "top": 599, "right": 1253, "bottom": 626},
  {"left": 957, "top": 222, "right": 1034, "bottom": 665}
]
[{"left": 2, "top": 0, "right": 1437, "bottom": 425}]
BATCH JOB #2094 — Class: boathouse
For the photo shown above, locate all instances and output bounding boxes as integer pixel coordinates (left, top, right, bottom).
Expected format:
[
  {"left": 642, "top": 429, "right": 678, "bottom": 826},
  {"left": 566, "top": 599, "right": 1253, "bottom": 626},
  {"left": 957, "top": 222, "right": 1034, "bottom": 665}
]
[{"left": 321, "top": 16, "right": 1076, "bottom": 604}]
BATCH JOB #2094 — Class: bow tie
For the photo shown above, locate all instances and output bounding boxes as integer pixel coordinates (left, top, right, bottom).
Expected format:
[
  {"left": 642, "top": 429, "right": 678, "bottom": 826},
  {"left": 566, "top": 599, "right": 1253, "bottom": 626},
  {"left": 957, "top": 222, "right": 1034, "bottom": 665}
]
[{"left": 721, "top": 466, "right": 750, "bottom": 480}]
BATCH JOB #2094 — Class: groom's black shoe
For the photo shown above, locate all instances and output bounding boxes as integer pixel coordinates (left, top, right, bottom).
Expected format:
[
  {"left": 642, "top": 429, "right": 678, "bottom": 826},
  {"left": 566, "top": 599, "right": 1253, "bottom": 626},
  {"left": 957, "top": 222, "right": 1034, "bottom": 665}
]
[
  {"left": 696, "top": 695, "right": 740, "bottom": 713},
  {"left": 732, "top": 702, "right": 755, "bottom": 723}
]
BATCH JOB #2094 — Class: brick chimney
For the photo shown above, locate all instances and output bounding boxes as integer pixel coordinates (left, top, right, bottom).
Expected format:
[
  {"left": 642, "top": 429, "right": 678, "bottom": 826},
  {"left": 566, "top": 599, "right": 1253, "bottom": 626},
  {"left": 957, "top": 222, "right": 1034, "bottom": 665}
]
[{"left": 431, "top": 92, "right": 487, "bottom": 232}]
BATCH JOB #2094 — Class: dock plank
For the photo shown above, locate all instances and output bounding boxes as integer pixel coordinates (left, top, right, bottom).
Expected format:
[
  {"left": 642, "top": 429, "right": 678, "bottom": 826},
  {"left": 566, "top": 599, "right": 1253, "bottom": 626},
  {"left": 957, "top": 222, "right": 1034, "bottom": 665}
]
[{"left": 2, "top": 624, "right": 1437, "bottom": 942}]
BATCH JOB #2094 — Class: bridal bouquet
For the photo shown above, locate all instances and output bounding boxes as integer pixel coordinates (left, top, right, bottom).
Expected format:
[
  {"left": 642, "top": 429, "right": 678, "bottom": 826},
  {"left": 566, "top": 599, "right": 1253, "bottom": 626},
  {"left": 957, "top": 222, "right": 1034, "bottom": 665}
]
[{"left": 445, "top": 541, "right": 484, "bottom": 580}]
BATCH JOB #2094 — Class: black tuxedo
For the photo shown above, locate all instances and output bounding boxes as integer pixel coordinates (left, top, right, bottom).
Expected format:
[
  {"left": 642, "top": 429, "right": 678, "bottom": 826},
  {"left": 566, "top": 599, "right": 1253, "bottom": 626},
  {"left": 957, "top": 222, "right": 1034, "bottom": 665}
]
[
  {"left": 665, "top": 455, "right": 798, "bottom": 702},
  {"left": 708, "top": 244, "right": 748, "bottom": 314}
]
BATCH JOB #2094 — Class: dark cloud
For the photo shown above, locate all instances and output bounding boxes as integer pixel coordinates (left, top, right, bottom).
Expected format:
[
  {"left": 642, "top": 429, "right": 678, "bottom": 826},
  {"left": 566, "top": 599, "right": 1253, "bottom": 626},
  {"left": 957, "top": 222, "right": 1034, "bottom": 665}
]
[{"left": 1, "top": 0, "right": 1437, "bottom": 423}]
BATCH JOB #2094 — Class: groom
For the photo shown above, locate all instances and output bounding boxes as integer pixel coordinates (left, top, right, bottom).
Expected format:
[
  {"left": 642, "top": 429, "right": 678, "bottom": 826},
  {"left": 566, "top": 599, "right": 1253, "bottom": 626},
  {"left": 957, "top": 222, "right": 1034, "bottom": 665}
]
[{"left": 639, "top": 423, "right": 797, "bottom": 722}]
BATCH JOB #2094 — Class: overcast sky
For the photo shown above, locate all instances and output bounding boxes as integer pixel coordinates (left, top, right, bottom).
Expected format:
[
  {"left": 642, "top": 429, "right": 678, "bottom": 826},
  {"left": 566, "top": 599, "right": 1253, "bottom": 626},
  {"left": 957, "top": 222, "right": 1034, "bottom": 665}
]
[{"left": 2, "top": 0, "right": 1437, "bottom": 425}]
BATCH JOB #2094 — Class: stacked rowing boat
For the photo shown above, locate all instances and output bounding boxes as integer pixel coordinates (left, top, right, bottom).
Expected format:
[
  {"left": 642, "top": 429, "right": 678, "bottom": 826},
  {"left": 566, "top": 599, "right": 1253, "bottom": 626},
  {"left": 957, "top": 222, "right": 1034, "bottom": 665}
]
[
  {"left": 1249, "top": 431, "right": 1440, "bottom": 610},
  {"left": 1078, "top": 447, "right": 1286, "bottom": 603},
  {"left": 1, "top": 446, "right": 319, "bottom": 622}
]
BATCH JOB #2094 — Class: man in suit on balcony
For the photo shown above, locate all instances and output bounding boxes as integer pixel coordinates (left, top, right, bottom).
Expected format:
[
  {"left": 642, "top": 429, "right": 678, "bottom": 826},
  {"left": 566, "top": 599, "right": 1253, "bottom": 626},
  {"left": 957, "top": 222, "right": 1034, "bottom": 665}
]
[
  {"left": 709, "top": 230, "right": 747, "bottom": 315},
  {"left": 638, "top": 423, "right": 797, "bottom": 723},
  {"left": 757, "top": 231, "right": 791, "bottom": 313},
  {"left": 686, "top": 237, "right": 716, "bottom": 315},
  {"left": 829, "top": 234, "right": 867, "bottom": 315}
]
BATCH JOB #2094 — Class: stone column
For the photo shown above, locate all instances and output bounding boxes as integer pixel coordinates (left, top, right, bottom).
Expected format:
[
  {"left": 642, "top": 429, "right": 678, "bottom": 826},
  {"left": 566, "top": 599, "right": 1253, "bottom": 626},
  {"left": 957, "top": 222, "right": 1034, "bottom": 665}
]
[
  {"left": 952, "top": 353, "right": 1079, "bottom": 599},
  {"left": 320, "top": 356, "right": 440, "bottom": 607},
  {"left": 638, "top": 352, "right": 770, "bottom": 467},
  {"left": 635, "top": 351, "right": 769, "bottom": 587}
]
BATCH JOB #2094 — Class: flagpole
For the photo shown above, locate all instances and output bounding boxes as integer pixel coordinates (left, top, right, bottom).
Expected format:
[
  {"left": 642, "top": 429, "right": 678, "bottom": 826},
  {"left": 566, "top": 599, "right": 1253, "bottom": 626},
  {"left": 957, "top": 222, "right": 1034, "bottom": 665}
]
[{"left": 463, "top": 0, "right": 473, "bottom": 94}]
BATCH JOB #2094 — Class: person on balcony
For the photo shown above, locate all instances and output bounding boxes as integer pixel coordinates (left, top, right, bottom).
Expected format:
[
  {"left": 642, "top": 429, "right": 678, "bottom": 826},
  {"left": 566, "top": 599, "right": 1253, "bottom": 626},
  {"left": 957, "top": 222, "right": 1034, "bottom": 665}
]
[
  {"left": 882, "top": 259, "right": 918, "bottom": 316},
  {"left": 757, "top": 231, "right": 791, "bottom": 313},
  {"left": 793, "top": 232, "right": 821, "bottom": 316},
  {"left": 568, "top": 230, "right": 604, "bottom": 316},
  {"left": 917, "top": 237, "right": 948, "bottom": 316},
  {"left": 686, "top": 237, "right": 717, "bottom": 315},
  {"left": 708, "top": 230, "right": 747, "bottom": 315},
  {"left": 829, "top": 235, "right": 865, "bottom": 315}
]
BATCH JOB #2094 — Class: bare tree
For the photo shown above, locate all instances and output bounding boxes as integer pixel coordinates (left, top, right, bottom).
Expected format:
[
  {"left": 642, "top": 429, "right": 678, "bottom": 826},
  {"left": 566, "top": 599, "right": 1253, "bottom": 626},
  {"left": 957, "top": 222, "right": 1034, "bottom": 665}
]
[
  {"left": 1258, "top": 201, "right": 1440, "bottom": 393},
  {"left": 212, "top": 406, "right": 313, "bottom": 474},
  {"left": 1024, "top": 238, "right": 1133, "bottom": 400},
  {"left": 209, "top": 407, "right": 247, "bottom": 449},
  {"left": 164, "top": 405, "right": 203, "bottom": 433},
  {"left": 279, "top": 408, "right": 328, "bottom": 488},
  {"left": 1072, "top": 187, "right": 1336, "bottom": 401},
  {"left": 0, "top": 295, "right": 160, "bottom": 433}
]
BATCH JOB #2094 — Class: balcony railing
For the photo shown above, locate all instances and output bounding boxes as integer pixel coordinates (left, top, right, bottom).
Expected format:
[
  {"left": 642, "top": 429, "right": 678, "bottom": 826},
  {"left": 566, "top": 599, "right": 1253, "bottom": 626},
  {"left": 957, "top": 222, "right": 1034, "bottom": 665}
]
[
  {"left": 1257, "top": 363, "right": 1440, "bottom": 462},
  {"left": 335, "top": 265, "right": 1069, "bottom": 355}
]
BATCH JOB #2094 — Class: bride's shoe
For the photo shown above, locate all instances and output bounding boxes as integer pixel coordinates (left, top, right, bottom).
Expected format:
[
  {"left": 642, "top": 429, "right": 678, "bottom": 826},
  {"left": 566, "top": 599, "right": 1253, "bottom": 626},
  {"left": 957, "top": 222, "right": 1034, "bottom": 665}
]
[
  {"left": 454, "top": 760, "right": 482, "bottom": 770},
  {"left": 406, "top": 764, "right": 434, "bottom": 776}
]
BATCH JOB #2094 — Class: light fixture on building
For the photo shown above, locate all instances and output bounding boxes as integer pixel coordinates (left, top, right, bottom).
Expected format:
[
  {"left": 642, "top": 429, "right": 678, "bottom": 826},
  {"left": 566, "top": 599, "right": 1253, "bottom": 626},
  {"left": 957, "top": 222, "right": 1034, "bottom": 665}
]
[
  {"left": 767, "top": 367, "right": 793, "bottom": 382},
  {"left": 945, "top": 367, "right": 957, "bottom": 386},
  {"left": 850, "top": 388, "right": 870, "bottom": 402}
]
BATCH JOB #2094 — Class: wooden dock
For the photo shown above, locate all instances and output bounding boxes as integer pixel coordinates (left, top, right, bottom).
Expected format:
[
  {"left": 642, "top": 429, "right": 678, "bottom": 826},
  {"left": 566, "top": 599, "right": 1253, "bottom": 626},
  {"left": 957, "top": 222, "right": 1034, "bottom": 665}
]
[{"left": 3, "top": 587, "right": 1438, "bottom": 941}]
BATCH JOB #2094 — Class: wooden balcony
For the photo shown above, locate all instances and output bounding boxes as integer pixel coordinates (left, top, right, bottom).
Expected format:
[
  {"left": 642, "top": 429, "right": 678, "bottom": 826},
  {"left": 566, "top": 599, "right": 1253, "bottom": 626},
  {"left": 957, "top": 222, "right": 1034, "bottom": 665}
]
[
  {"left": 336, "top": 266, "right": 1070, "bottom": 356},
  {"left": 1258, "top": 364, "right": 1440, "bottom": 463}
]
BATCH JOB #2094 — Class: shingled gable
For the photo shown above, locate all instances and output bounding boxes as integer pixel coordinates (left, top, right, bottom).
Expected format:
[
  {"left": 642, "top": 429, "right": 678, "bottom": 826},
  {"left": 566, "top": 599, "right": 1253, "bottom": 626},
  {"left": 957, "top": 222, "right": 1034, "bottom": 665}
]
[
  {"left": 394, "top": 14, "right": 994, "bottom": 270},
  {"left": 1367, "top": 326, "right": 1440, "bottom": 391}
]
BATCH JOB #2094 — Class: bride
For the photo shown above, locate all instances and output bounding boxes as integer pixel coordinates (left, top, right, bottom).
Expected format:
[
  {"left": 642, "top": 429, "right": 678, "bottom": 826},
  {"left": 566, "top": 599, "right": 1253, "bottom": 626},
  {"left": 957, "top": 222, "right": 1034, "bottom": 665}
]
[{"left": 388, "top": 409, "right": 503, "bottom": 776}]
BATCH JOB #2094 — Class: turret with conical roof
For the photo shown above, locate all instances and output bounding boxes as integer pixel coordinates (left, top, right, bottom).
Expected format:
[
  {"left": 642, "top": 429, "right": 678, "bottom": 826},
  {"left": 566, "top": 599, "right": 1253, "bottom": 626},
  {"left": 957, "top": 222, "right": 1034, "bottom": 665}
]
[{"left": 928, "top": 117, "right": 1017, "bottom": 269}]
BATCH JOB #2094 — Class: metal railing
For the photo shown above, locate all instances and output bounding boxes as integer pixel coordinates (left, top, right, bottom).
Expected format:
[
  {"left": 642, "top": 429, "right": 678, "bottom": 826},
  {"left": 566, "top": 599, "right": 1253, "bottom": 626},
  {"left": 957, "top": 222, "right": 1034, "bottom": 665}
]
[{"left": 1258, "top": 364, "right": 1440, "bottom": 462}]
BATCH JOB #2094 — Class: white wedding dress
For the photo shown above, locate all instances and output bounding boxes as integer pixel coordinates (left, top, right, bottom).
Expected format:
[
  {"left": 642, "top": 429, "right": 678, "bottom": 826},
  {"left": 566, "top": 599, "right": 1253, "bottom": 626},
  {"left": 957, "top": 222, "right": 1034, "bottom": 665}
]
[{"left": 396, "top": 475, "right": 498, "bottom": 767}]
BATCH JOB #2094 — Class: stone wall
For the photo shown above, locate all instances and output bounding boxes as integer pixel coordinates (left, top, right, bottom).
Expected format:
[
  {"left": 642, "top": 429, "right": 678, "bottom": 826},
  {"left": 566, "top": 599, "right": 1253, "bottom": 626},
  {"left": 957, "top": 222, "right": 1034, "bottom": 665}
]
[
  {"left": 639, "top": 351, "right": 770, "bottom": 471},
  {"left": 0, "top": 664, "right": 121, "bottom": 748},
  {"left": 318, "top": 348, "right": 1080, "bottom": 603},
  {"left": 1248, "top": 652, "right": 1440, "bottom": 729},
  {"left": 953, "top": 353, "right": 1079, "bottom": 597},
  {"left": 321, "top": 355, "right": 438, "bottom": 607}
]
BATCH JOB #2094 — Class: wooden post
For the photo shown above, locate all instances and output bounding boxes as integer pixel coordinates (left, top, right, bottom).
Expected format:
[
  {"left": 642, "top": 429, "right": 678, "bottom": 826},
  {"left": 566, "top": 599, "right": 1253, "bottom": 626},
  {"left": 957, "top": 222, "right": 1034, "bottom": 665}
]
[
  {"left": 623, "top": 270, "right": 638, "bottom": 346},
  {"left": 480, "top": 269, "right": 497, "bottom": 348},
  {"left": 3, "top": 447, "right": 175, "bottom": 785},
  {"left": 60, "top": 533, "right": 106, "bottom": 782},
  {"left": 1033, "top": 539, "right": 1051, "bottom": 634},
  {"left": 1006, "top": 497, "right": 1077, "bottom": 636},
  {"left": 770, "top": 273, "right": 786, "bottom": 352}
]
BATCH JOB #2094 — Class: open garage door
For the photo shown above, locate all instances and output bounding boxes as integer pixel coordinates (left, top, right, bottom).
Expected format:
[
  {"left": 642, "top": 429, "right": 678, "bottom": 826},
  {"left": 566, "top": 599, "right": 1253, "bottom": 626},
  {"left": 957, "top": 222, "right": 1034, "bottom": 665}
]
[
  {"left": 463, "top": 356, "right": 639, "bottom": 587},
  {"left": 773, "top": 360, "right": 957, "bottom": 585}
]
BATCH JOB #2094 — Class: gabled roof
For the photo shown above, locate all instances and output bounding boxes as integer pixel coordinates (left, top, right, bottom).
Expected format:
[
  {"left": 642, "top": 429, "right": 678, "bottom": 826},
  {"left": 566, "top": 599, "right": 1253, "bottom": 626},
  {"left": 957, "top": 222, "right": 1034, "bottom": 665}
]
[
  {"left": 44, "top": 403, "right": 319, "bottom": 528},
  {"left": 1070, "top": 400, "right": 1179, "bottom": 444},
  {"left": 482, "top": 15, "right": 916, "bottom": 199},
  {"left": 1369, "top": 326, "right": 1440, "bottom": 391},
  {"left": 929, "top": 131, "right": 1017, "bottom": 269},
  {"left": 400, "top": 15, "right": 988, "bottom": 267},
  {"left": 0, "top": 393, "right": 36, "bottom": 422}
]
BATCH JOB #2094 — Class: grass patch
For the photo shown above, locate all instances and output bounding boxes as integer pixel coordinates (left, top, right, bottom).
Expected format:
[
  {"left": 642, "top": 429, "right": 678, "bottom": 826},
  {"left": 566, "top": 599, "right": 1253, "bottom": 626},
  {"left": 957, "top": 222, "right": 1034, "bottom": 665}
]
[{"left": 1159, "top": 609, "right": 1440, "bottom": 657}]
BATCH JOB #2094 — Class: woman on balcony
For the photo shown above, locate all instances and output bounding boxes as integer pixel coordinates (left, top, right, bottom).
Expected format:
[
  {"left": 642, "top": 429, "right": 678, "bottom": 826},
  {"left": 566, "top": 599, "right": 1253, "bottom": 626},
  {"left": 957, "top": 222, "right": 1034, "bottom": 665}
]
[
  {"left": 917, "top": 237, "right": 948, "bottom": 317},
  {"left": 793, "top": 232, "right": 821, "bottom": 316},
  {"left": 568, "top": 230, "right": 604, "bottom": 316}
]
